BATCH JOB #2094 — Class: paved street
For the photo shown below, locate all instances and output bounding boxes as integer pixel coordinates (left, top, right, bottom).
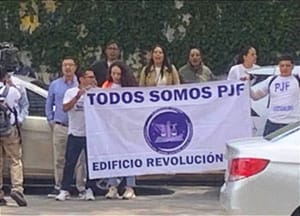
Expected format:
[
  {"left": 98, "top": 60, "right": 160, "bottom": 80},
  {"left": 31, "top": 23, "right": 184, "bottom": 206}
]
[{"left": 0, "top": 186, "right": 226, "bottom": 215}]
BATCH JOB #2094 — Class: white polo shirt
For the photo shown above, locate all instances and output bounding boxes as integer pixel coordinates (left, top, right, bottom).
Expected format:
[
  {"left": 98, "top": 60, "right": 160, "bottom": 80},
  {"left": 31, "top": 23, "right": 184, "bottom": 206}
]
[
  {"left": 63, "top": 87, "right": 86, "bottom": 137},
  {"left": 0, "top": 82, "right": 21, "bottom": 124}
]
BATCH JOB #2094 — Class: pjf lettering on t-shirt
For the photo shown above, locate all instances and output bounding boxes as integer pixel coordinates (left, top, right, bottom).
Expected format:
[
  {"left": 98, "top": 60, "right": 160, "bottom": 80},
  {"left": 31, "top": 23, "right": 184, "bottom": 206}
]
[{"left": 274, "top": 81, "right": 290, "bottom": 92}]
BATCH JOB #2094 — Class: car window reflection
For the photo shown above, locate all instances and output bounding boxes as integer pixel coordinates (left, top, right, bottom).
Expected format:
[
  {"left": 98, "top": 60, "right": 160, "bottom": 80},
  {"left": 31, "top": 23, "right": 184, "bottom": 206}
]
[
  {"left": 251, "top": 74, "right": 271, "bottom": 86},
  {"left": 265, "top": 121, "right": 300, "bottom": 141},
  {"left": 27, "top": 89, "right": 46, "bottom": 117}
]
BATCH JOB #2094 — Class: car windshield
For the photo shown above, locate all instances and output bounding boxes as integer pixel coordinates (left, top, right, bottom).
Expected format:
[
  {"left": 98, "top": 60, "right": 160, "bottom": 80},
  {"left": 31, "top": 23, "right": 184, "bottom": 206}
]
[{"left": 264, "top": 121, "right": 300, "bottom": 141}]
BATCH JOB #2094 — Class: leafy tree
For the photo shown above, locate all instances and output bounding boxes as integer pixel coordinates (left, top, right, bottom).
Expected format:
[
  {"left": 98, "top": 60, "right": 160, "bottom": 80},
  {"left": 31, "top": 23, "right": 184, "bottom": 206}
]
[{"left": 0, "top": 0, "right": 299, "bottom": 77}]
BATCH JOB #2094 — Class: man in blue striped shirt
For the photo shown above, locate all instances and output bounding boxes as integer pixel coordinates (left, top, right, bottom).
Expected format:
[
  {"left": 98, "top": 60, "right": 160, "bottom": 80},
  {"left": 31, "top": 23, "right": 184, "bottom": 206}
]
[{"left": 45, "top": 56, "right": 86, "bottom": 198}]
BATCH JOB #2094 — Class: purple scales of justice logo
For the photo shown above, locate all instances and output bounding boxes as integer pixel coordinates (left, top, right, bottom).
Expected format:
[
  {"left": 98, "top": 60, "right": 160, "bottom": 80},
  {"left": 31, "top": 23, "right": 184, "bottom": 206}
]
[{"left": 144, "top": 107, "right": 193, "bottom": 155}]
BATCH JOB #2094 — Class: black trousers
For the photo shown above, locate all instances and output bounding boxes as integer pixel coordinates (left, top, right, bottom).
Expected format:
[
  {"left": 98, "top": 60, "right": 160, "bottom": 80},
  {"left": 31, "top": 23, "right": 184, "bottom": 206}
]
[{"left": 61, "top": 134, "right": 92, "bottom": 192}]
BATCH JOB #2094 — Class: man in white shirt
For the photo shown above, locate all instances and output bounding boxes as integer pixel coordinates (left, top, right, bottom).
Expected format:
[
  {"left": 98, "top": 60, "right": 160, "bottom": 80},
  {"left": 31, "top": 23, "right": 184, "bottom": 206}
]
[
  {"left": 0, "top": 66, "right": 27, "bottom": 206},
  {"left": 56, "top": 69, "right": 97, "bottom": 201},
  {"left": 250, "top": 55, "right": 300, "bottom": 136}
]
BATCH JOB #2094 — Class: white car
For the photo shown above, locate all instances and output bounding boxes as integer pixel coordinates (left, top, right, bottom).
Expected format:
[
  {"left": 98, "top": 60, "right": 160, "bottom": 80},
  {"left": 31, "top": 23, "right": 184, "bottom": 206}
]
[
  {"left": 250, "top": 65, "right": 300, "bottom": 136},
  {"left": 220, "top": 121, "right": 300, "bottom": 215}
]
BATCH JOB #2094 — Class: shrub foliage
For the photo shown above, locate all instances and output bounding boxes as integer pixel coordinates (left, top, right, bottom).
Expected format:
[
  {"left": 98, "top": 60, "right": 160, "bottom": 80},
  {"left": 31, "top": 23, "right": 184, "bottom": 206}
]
[{"left": 0, "top": 0, "right": 299, "bottom": 75}]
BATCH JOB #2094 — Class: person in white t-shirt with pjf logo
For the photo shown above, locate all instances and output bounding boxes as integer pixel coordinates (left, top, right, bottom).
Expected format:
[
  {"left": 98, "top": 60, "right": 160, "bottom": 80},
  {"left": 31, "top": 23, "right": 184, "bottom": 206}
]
[
  {"left": 250, "top": 55, "right": 300, "bottom": 136},
  {"left": 55, "top": 69, "right": 97, "bottom": 201}
]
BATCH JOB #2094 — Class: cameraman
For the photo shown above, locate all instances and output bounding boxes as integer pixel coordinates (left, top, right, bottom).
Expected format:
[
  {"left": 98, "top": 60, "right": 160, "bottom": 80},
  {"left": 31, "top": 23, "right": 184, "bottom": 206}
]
[{"left": 0, "top": 42, "right": 36, "bottom": 78}]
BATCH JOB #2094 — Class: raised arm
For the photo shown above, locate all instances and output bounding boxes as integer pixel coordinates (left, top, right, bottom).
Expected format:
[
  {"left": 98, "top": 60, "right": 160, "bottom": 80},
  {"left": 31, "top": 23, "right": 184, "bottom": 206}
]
[
  {"left": 63, "top": 88, "right": 85, "bottom": 112},
  {"left": 250, "top": 88, "right": 268, "bottom": 101},
  {"left": 250, "top": 77, "right": 270, "bottom": 100}
]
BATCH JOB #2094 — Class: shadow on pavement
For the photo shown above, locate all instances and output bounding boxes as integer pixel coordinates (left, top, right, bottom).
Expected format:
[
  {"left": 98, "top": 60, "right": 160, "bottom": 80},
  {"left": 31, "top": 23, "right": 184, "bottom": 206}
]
[{"left": 3, "top": 172, "right": 223, "bottom": 196}]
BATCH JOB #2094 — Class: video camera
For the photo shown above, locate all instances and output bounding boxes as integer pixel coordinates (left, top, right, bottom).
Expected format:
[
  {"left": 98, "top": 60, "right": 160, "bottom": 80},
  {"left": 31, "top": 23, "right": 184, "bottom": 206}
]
[{"left": 0, "top": 42, "right": 20, "bottom": 73}]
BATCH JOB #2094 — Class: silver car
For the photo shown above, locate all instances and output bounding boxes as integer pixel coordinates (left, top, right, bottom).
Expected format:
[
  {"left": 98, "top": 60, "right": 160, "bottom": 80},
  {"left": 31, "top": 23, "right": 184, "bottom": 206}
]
[{"left": 220, "top": 122, "right": 300, "bottom": 215}]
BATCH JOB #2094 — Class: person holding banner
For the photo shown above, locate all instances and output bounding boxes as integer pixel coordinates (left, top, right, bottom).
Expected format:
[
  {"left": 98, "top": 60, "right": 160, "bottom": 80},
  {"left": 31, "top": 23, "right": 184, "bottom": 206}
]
[
  {"left": 250, "top": 55, "right": 300, "bottom": 136},
  {"left": 179, "top": 47, "right": 215, "bottom": 83},
  {"left": 227, "top": 46, "right": 260, "bottom": 135},
  {"left": 55, "top": 69, "right": 97, "bottom": 201},
  {"left": 102, "top": 61, "right": 137, "bottom": 199},
  {"left": 139, "top": 44, "right": 180, "bottom": 86}
]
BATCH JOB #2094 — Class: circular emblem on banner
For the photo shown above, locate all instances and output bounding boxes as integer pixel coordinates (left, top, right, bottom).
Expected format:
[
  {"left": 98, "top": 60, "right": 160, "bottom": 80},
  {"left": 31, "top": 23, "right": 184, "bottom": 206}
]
[{"left": 144, "top": 107, "right": 193, "bottom": 155}]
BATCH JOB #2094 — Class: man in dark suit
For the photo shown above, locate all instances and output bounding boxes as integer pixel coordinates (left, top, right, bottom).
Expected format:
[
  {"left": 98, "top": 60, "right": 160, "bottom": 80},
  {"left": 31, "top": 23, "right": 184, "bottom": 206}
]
[{"left": 90, "top": 40, "right": 121, "bottom": 86}]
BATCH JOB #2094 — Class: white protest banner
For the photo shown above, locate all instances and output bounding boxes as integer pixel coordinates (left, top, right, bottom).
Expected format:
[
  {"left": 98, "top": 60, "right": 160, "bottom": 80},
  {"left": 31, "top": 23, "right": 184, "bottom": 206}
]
[{"left": 84, "top": 81, "right": 251, "bottom": 179}]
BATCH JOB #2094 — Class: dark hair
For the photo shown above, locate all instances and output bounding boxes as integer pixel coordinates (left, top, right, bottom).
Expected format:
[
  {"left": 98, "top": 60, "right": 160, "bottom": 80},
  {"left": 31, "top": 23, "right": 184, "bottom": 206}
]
[
  {"left": 102, "top": 40, "right": 121, "bottom": 60},
  {"left": 277, "top": 54, "right": 294, "bottom": 64},
  {"left": 189, "top": 47, "right": 201, "bottom": 55},
  {"left": 62, "top": 56, "right": 78, "bottom": 65},
  {"left": 145, "top": 44, "right": 172, "bottom": 77},
  {"left": 188, "top": 47, "right": 202, "bottom": 63},
  {"left": 62, "top": 56, "right": 77, "bottom": 61},
  {"left": 105, "top": 40, "right": 121, "bottom": 50},
  {"left": 60, "top": 56, "right": 79, "bottom": 77},
  {"left": 236, "top": 46, "right": 256, "bottom": 64},
  {"left": 107, "top": 61, "right": 137, "bottom": 87},
  {"left": 76, "top": 68, "right": 95, "bottom": 83},
  {"left": 75, "top": 69, "right": 85, "bottom": 83},
  {"left": 85, "top": 67, "right": 94, "bottom": 73}
]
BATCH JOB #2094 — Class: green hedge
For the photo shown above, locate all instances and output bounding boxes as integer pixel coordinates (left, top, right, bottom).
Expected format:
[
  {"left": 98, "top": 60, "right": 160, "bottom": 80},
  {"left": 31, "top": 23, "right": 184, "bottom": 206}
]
[{"left": 0, "top": 0, "right": 299, "bottom": 76}]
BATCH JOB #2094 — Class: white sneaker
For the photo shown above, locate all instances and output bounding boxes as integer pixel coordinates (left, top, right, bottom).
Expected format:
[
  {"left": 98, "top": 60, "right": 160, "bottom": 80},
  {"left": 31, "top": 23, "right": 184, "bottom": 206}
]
[
  {"left": 47, "top": 188, "right": 60, "bottom": 198},
  {"left": 85, "top": 188, "right": 95, "bottom": 201},
  {"left": 122, "top": 187, "right": 136, "bottom": 199},
  {"left": 78, "top": 188, "right": 95, "bottom": 201},
  {"left": 55, "top": 190, "right": 70, "bottom": 201},
  {"left": 105, "top": 186, "right": 119, "bottom": 199},
  {"left": 78, "top": 190, "right": 86, "bottom": 200}
]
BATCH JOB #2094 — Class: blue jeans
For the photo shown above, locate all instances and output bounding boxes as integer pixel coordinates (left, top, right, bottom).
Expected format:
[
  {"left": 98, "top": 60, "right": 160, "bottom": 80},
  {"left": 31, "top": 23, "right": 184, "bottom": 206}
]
[
  {"left": 61, "top": 134, "right": 92, "bottom": 192},
  {"left": 263, "top": 119, "right": 287, "bottom": 137}
]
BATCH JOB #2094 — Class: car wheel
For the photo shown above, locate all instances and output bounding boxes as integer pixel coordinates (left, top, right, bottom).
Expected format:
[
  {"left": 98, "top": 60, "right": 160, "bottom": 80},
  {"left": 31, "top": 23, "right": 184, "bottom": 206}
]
[{"left": 291, "top": 207, "right": 300, "bottom": 216}]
